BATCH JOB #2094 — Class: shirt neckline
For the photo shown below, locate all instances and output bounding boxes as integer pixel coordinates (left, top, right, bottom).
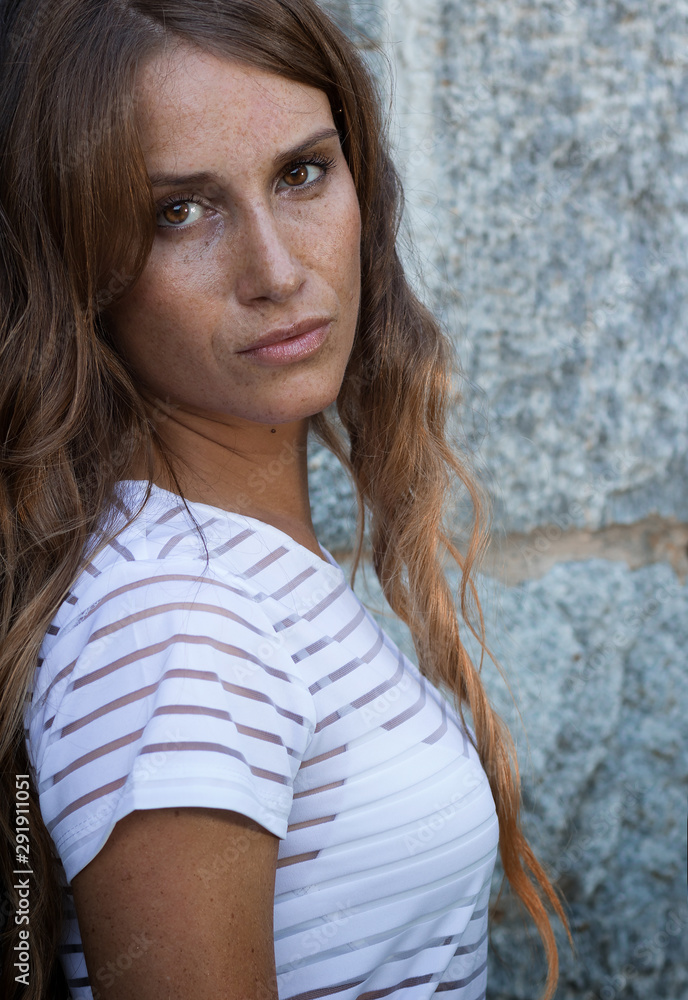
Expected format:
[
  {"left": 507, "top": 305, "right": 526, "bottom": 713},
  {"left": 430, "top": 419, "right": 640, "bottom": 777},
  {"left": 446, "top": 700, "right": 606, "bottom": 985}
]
[{"left": 116, "top": 479, "right": 344, "bottom": 575}]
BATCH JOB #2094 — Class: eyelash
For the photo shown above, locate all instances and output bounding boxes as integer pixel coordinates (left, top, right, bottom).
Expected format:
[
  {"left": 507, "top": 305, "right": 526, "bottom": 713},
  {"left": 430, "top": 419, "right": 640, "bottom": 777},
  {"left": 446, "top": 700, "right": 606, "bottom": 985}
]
[{"left": 156, "top": 152, "right": 337, "bottom": 229}]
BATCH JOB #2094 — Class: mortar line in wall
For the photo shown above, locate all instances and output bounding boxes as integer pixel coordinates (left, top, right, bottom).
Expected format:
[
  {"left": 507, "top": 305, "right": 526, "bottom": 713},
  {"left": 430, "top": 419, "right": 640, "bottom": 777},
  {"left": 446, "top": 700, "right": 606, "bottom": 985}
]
[{"left": 327, "top": 515, "right": 688, "bottom": 586}]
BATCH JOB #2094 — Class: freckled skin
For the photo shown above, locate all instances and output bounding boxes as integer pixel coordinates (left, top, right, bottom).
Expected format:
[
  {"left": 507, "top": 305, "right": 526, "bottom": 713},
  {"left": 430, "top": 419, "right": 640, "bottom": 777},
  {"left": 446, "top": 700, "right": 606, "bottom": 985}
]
[
  {"left": 73, "top": 807, "right": 281, "bottom": 1000},
  {"left": 73, "top": 48, "right": 357, "bottom": 994},
  {"left": 106, "top": 43, "right": 362, "bottom": 556}
]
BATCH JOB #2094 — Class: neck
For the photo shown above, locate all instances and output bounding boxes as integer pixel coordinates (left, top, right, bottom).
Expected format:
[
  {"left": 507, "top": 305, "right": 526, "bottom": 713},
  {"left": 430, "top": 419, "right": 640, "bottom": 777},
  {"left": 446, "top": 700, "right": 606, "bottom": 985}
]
[{"left": 127, "top": 398, "right": 324, "bottom": 560}]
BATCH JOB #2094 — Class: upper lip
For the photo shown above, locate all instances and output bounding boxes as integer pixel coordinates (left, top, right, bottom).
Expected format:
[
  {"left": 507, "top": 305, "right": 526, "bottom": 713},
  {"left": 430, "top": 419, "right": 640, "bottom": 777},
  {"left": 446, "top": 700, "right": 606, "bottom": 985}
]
[{"left": 239, "top": 316, "right": 331, "bottom": 352}]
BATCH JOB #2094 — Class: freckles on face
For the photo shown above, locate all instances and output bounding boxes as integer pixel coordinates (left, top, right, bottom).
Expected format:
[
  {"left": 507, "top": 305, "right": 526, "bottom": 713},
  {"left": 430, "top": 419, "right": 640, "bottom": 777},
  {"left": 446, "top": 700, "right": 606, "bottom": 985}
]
[{"left": 106, "top": 44, "right": 362, "bottom": 425}]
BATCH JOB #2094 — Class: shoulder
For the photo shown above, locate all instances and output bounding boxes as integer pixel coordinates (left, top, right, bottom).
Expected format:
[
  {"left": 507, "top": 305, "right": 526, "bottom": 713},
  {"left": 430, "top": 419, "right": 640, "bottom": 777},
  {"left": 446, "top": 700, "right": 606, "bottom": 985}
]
[
  {"left": 24, "top": 493, "right": 321, "bottom": 882},
  {"left": 69, "top": 480, "right": 293, "bottom": 592},
  {"left": 26, "top": 488, "right": 320, "bottom": 777},
  {"left": 35, "top": 507, "right": 279, "bottom": 702},
  {"left": 31, "top": 482, "right": 348, "bottom": 703},
  {"left": 44, "top": 482, "right": 306, "bottom": 650},
  {"left": 47, "top": 482, "right": 350, "bottom": 658},
  {"left": 30, "top": 554, "right": 310, "bottom": 736}
]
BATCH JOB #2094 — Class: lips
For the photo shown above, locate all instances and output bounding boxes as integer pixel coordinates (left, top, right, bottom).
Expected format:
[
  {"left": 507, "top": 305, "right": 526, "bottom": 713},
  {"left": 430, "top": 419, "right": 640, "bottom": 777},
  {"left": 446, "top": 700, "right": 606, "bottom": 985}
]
[{"left": 238, "top": 316, "right": 332, "bottom": 353}]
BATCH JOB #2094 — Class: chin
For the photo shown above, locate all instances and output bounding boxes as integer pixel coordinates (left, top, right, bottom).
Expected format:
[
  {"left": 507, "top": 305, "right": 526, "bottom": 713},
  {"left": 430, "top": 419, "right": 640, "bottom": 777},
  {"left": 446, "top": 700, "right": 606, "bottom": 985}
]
[
  {"left": 246, "top": 380, "right": 344, "bottom": 425},
  {"left": 251, "top": 399, "right": 338, "bottom": 425}
]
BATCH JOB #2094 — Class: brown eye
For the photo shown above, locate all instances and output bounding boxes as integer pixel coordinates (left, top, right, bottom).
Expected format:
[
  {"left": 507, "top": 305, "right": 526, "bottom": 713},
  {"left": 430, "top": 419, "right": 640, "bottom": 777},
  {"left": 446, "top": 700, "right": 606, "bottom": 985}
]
[
  {"left": 162, "top": 202, "right": 191, "bottom": 225},
  {"left": 283, "top": 165, "right": 310, "bottom": 187},
  {"left": 157, "top": 199, "right": 206, "bottom": 229}
]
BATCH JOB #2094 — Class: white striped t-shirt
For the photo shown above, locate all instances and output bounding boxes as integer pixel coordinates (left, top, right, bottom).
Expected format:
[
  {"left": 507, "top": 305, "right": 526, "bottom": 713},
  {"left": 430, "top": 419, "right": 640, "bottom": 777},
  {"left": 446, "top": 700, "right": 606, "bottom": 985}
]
[{"left": 25, "top": 480, "right": 500, "bottom": 1000}]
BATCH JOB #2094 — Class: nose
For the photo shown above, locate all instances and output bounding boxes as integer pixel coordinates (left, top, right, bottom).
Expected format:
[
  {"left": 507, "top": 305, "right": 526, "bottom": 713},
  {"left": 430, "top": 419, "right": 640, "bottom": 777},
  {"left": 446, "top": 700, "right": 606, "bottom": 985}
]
[{"left": 233, "top": 205, "right": 307, "bottom": 305}]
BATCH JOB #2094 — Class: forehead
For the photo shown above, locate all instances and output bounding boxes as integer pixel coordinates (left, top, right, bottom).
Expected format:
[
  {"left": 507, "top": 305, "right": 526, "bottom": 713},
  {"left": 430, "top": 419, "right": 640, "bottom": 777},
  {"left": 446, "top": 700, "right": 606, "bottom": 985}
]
[{"left": 134, "top": 43, "right": 332, "bottom": 164}]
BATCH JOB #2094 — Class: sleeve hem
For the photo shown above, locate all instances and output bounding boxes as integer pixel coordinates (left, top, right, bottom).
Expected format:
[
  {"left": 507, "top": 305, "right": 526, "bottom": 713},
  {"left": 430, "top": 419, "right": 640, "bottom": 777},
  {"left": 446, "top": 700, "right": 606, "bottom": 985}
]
[{"left": 60, "top": 776, "right": 288, "bottom": 884}]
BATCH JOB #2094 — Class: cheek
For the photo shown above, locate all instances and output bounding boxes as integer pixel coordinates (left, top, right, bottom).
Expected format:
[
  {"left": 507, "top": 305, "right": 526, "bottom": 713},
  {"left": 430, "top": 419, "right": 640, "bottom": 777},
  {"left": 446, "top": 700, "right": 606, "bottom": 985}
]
[
  {"left": 104, "top": 285, "right": 188, "bottom": 399},
  {"left": 345, "top": 210, "right": 362, "bottom": 308},
  {"left": 344, "top": 188, "right": 362, "bottom": 275},
  {"left": 341, "top": 186, "right": 362, "bottom": 257},
  {"left": 321, "top": 190, "right": 361, "bottom": 297},
  {"left": 107, "top": 257, "right": 216, "bottom": 354}
]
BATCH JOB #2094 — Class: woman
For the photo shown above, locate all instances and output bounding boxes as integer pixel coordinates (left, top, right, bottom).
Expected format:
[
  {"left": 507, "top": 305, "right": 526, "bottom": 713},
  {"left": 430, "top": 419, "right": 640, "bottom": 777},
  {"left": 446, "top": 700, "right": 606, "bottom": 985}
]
[{"left": 0, "top": 1, "right": 572, "bottom": 998}]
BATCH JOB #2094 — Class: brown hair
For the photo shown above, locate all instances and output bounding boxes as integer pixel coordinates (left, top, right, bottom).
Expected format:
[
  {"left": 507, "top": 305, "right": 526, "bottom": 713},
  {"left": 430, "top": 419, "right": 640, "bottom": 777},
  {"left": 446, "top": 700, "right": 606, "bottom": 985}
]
[{"left": 0, "top": 1, "right": 573, "bottom": 997}]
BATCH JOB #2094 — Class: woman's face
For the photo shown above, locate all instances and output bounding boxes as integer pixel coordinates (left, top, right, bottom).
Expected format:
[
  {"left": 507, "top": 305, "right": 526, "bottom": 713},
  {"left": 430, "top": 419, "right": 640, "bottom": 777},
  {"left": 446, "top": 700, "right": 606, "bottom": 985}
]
[{"left": 106, "top": 43, "right": 361, "bottom": 428}]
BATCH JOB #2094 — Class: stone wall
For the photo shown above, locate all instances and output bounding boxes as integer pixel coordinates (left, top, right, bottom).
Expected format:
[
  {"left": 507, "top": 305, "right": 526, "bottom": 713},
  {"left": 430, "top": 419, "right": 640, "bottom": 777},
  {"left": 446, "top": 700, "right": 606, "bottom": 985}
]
[{"left": 310, "top": 2, "right": 688, "bottom": 997}]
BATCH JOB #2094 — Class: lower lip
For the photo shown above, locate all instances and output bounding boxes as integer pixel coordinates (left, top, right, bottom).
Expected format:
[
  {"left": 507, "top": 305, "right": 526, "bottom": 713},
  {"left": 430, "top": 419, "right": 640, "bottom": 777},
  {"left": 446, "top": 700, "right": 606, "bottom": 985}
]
[{"left": 239, "top": 323, "right": 330, "bottom": 365}]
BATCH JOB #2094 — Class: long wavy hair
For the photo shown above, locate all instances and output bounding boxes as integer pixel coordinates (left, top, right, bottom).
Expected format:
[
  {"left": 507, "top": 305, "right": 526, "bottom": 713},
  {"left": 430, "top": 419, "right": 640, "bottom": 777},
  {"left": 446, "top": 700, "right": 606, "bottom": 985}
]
[{"left": 0, "top": 1, "right": 573, "bottom": 997}]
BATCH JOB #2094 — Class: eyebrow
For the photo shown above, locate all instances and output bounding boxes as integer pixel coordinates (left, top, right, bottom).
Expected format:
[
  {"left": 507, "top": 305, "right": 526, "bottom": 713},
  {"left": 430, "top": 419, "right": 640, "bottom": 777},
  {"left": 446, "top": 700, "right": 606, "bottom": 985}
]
[{"left": 148, "top": 126, "right": 341, "bottom": 188}]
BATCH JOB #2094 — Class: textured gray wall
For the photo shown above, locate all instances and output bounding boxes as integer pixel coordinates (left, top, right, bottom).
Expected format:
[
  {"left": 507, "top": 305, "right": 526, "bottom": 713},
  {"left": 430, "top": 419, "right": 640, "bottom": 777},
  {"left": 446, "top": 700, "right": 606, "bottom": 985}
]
[{"left": 311, "top": 2, "right": 688, "bottom": 998}]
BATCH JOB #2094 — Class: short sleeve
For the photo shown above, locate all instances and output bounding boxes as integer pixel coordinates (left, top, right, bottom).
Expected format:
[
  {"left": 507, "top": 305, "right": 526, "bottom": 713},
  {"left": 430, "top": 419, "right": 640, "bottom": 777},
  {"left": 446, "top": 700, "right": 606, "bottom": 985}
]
[{"left": 27, "top": 561, "right": 316, "bottom": 884}]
